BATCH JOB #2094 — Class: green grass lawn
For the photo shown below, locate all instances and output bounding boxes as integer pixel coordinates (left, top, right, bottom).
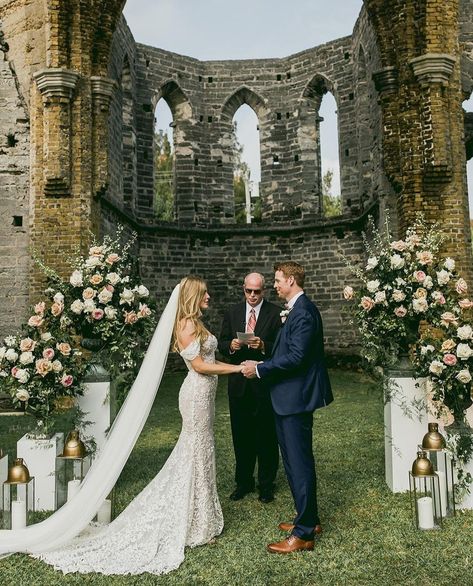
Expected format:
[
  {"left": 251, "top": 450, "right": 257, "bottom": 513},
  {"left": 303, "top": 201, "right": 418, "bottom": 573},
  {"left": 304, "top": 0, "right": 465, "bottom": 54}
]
[{"left": 0, "top": 369, "right": 472, "bottom": 586}]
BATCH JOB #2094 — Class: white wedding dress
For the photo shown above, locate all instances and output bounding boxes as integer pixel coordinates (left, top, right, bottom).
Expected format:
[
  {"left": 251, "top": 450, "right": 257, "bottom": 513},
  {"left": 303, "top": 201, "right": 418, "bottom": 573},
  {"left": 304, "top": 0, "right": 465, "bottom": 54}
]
[{"left": 0, "top": 285, "right": 223, "bottom": 576}]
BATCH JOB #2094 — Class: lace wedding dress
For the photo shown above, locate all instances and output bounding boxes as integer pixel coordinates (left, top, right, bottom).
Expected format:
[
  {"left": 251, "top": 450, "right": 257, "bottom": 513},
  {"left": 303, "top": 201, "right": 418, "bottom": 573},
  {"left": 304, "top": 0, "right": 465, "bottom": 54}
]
[{"left": 36, "top": 334, "right": 223, "bottom": 575}]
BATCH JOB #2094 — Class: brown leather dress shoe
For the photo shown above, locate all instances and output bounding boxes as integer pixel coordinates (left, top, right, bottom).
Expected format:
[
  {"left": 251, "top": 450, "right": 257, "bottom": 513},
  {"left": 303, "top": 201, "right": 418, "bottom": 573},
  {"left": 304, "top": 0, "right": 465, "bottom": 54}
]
[
  {"left": 267, "top": 534, "right": 314, "bottom": 554},
  {"left": 278, "top": 522, "right": 323, "bottom": 535}
]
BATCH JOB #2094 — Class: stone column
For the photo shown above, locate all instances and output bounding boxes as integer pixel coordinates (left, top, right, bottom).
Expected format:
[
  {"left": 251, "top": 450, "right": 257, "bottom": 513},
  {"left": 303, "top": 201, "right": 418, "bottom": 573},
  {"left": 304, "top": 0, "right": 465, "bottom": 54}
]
[{"left": 33, "top": 68, "right": 80, "bottom": 196}]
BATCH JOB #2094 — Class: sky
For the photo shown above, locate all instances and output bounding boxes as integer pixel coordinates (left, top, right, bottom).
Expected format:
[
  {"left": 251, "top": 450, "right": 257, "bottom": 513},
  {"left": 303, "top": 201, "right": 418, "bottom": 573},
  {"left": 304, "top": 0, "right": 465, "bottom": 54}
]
[{"left": 123, "top": 0, "right": 473, "bottom": 212}]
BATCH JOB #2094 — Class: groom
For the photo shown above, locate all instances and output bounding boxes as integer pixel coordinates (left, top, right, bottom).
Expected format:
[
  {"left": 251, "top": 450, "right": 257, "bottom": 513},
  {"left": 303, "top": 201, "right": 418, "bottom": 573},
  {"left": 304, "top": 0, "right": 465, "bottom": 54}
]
[{"left": 241, "top": 261, "right": 333, "bottom": 554}]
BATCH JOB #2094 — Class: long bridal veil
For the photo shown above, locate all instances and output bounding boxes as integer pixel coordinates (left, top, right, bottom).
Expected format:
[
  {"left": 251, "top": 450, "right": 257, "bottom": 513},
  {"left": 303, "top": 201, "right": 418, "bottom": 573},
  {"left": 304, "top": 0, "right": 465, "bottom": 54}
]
[{"left": 0, "top": 284, "right": 180, "bottom": 556}]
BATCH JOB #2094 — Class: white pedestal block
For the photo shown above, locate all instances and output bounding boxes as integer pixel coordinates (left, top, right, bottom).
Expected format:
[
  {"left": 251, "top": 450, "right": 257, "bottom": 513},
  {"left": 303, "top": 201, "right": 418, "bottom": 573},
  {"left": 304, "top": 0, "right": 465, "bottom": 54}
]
[
  {"left": 16, "top": 433, "right": 63, "bottom": 511},
  {"left": 385, "top": 371, "right": 428, "bottom": 492},
  {"left": 78, "top": 370, "right": 111, "bottom": 456},
  {"left": 0, "top": 454, "right": 8, "bottom": 485}
]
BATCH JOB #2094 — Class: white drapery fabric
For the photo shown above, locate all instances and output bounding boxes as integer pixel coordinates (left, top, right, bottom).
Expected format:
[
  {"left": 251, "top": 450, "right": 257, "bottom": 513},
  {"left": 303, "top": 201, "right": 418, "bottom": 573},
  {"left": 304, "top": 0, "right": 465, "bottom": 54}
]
[{"left": 0, "top": 284, "right": 180, "bottom": 556}]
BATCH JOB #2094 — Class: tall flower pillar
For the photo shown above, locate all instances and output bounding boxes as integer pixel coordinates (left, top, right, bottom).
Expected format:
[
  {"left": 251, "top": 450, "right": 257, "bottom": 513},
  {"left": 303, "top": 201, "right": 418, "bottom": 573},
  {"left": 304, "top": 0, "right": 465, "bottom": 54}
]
[{"left": 32, "top": 69, "right": 80, "bottom": 196}]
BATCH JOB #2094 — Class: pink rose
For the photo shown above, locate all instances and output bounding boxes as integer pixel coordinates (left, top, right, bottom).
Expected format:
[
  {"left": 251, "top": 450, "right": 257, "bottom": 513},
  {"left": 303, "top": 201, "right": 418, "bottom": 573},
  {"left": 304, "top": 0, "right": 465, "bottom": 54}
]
[
  {"left": 394, "top": 306, "right": 407, "bottom": 317},
  {"left": 61, "top": 374, "right": 73, "bottom": 387},
  {"left": 391, "top": 240, "right": 407, "bottom": 252},
  {"left": 434, "top": 294, "right": 446, "bottom": 305},
  {"left": 82, "top": 287, "right": 96, "bottom": 300},
  {"left": 360, "top": 297, "right": 375, "bottom": 312},
  {"left": 456, "top": 278, "right": 468, "bottom": 295},
  {"left": 42, "top": 347, "right": 55, "bottom": 361},
  {"left": 441, "top": 312, "right": 458, "bottom": 327},
  {"left": 56, "top": 342, "right": 71, "bottom": 356},
  {"left": 416, "top": 251, "right": 433, "bottom": 265},
  {"left": 34, "top": 301, "right": 46, "bottom": 315},
  {"left": 124, "top": 310, "right": 138, "bottom": 324},
  {"left": 443, "top": 353, "right": 457, "bottom": 366},
  {"left": 28, "top": 315, "right": 44, "bottom": 328},
  {"left": 35, "top": 358, "right": 53, "bottom": 377},
  {"left": 11, "top": 366, "right": 19, "bottom": 377},
  {"left": 414, "top": 271, "right": 426, "bottom": 283},
  {"left": 106, "top": 253, "right": 120, "bottom": 265},
  {"left": 20, "top": 337, "right": 36, "bottom": 352},
  {"left": 138, "top": 303, "right": 152, "bottom": 318},
  {"left": 459, "top": 298, "right": 473, "bottom": 310},
  {"left": 343, "top": 286, "right": 354, "bottom": 300},
  {"left": 92, "top": 308, "right": 105, "bottom": 320},
  {"left": 106, "top": 284, "right": 115, "bottom": 293},
  {"left": 89, "top": 274, "right": 103, "bottom": 286},
  {"left": 51, "top": 302, "right": 64, "bottom": 317}
]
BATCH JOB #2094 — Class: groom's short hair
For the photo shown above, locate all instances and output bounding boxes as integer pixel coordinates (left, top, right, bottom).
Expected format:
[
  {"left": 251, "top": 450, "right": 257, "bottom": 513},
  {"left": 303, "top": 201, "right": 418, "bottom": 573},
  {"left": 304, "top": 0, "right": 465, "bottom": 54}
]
[{"left": 274, "top": 261, "right": 305, "bottom": 287}]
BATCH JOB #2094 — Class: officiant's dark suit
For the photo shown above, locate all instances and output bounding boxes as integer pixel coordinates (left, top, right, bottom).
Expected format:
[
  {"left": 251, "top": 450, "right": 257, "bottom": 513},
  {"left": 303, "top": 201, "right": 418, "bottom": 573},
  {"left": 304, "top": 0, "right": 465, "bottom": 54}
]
[{"left": 218, "top": 274, "right": 281, "bottom": 502}]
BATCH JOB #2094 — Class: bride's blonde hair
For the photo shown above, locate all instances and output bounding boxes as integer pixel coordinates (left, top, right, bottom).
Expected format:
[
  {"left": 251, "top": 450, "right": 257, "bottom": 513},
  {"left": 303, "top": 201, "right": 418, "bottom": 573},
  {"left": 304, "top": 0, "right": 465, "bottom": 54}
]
[{"left": 172, "top": 276, "right": 210, "bottom": 352}]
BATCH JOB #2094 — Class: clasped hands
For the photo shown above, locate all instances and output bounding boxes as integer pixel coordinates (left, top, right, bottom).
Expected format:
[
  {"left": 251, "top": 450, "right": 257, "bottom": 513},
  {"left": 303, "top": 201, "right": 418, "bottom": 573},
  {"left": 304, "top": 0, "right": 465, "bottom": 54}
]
[{"left": 240, "top": 360, "right": 261, "bottom": 378}]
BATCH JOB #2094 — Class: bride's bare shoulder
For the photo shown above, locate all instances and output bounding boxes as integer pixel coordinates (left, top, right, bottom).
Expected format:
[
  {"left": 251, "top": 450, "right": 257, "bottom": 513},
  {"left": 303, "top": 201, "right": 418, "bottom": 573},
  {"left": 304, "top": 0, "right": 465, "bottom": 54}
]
[{"left": 177, "top": 319, "right": 196, "bottom": 350}]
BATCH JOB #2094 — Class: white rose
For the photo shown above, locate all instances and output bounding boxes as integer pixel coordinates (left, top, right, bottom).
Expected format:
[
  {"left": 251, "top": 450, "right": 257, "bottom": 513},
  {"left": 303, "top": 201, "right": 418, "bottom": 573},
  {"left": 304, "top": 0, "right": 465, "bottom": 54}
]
[
  {"left": 16, "top": 388, "right": 30, "bottom": 402},
  {"left": 395, "top": 278, "right": 406, "bottom": 286},
  {"left": 19, "top": 351, "right": 34, "bottom": 365},
  {"left": 429, "top": 360, "right": 446, "bottom": 375},
  {"left": 15, "top": 369, "right": 29, "bottom": 384},
  {"left": 53, "top": 292, "right": 65, "bottom": 304},
  {"left": 366, "top": 257, "right": 379, "bottom": 270},
  {"left": 5, "top": 348, "right": 18, "bottom": 362},
  {"left": 106, "top": 272, "right": 121, "bottom": 286},
  {"left": 83, "top": 299, "right": 96, "bottom": 313},
  {"left": 457, "top": 325, "right": 473, "bottom": 341},
  {"left": 41, "top": 332, "right": 53, "bottom": 342},
  {"left": 85, "top": 256, "right": 102, "bottom": 268},
  {"left": 392, "top": 289, "right": 406, "bottom": 302},
  {"left": 70, "top": 299, "right": 85, "bottom": 314},
  {"left": 366, "top": 280, "right": 380, "bottom": 294},
  {"left": 456, "top": 369, "right": 472, "bottom": 384},
  {"left": 4, "top": 336, "right": 16, "bottom": 347},
  {"left": 412, "top": 298, "right": 428, "bottom": 313},
  {"left": 437, "top": 270, "right": 450, "bottom": 286},
  {"left": 457, "top": 343, "right": 473, "bottom": 360},
  {"left": 135, "top": 285, "right": 149, "bottom": 298},
  {"left": 444, "top": 258, "right": 455, "bottom": 271},
  {"left": 374, "top": 291, "right": 386, "bottom": 304},
  {"left": 69, "top": 270, "right": 83, "bottom": 287},
  {"left": 120, "top": 288, "right": 135, "bottom": 305},
  {"left": 0, "top": 347, "right": 6, "bottom": 360},
  {"left": 105, "top": 306, "right": 118, "bottom": 320},
  {"left": 52, "top": 359, "right": 63, "bottom": 373},
  {"left": 98, "top": 288, "right": 113, "bottom": 304},
  {"left": 421, "top": 345, "right": 435, "bottom": 355},
  {"left": 423, "top": 276, "right": 433, "bottom": 289},
  {"left": 390, "top": 254, "right": 405, "bottom": 270},
  {"left": 121, "top": 276, "right": 130, "bottom": 283}
]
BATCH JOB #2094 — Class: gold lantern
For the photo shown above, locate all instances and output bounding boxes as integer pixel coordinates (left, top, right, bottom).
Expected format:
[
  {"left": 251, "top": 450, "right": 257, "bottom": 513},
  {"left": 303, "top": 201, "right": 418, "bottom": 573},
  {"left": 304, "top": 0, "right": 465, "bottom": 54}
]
[
  {"left": 55, "top": 431, "right": 90, "bottom": 509},
  {"left": 409, "top": 450, "right": 443, "bottom": 530},
  {"left": 418, "top": 423, "right": 455, "bottom": 518},
  {"left": 2, "top": 458, "right": 35, "bottom": 529}
]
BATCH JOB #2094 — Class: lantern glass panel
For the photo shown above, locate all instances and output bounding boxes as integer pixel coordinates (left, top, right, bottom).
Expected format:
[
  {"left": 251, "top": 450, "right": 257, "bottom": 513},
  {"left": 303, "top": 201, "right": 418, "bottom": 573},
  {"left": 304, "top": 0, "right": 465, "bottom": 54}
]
[
  {"left": 417, "top": 445, "right": 455, "bottom": 517},
  {"left": 2, "top": 477, "right": 35, "bottom": 529},
  {"left": 55, "top": 455, "right": 90, "bottom": 510}
]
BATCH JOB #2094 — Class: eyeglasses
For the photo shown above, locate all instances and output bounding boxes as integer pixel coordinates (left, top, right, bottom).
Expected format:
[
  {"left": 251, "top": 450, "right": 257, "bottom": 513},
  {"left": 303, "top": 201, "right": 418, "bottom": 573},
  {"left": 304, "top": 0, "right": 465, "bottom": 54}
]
[{"left": 245, "top": 288, "right": 262, "bottom": 295}]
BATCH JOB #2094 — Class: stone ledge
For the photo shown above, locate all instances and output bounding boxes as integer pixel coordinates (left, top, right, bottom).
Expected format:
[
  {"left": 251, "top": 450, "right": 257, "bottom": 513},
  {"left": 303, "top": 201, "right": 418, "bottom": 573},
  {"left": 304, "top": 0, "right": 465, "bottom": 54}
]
[
  {"left": 410, "top": 54, "right": 456, "bottom": 85},
  {"left": 33, "top": 68, "right": 80, "bottom": 99}
]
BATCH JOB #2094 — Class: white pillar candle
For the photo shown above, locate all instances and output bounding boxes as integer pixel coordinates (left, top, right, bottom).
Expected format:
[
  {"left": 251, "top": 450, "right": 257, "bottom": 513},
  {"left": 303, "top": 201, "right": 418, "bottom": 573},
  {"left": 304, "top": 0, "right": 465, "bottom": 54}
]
[
  {"left": 434, "top": 470, "right": 448, "bottom": 517},
  {"left": 67, "top": 479, "right": 81, "bottom": 501},
  {"left": 97, "top": 499, "right": 112, "bottom": 524},
  {"left": 11, "top": 500, "right": 27, "bottom": 529},
  {"left": 417, "top": 496, "right": 434, "bottom": 529}
]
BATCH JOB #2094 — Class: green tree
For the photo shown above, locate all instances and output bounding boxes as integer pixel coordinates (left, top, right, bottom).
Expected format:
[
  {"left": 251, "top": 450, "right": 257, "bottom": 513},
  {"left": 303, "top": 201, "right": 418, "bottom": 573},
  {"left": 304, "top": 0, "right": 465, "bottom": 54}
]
[
  {"left": 322, "top": 168, "right": 342, "bottom": 217},
  {"left": 154, "top": 130, "right": 174, "bottom": 221}
]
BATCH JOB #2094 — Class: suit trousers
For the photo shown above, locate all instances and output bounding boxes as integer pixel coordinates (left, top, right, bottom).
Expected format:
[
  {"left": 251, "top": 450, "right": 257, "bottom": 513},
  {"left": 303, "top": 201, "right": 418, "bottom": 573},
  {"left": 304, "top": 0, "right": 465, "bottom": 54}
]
[
  {"left": 274, "top": 411, "right": 320, "bottom": 539},
  {"left": 229, "top": 387, "right": 279, "bottom": 491}
]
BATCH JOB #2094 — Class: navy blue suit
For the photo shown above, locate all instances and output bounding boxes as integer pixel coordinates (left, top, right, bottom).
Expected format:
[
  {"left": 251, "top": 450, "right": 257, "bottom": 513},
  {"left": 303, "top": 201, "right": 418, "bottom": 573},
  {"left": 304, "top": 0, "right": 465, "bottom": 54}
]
[{"left": 257, "top": 293, "right": 333, "bottom": 539}]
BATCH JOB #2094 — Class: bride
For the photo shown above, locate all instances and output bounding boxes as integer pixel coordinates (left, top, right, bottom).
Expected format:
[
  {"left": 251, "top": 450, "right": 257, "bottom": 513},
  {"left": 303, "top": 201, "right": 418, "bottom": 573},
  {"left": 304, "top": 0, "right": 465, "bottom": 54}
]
[{"left": 0, "top": 276, "right": 242, "bottom": 575}]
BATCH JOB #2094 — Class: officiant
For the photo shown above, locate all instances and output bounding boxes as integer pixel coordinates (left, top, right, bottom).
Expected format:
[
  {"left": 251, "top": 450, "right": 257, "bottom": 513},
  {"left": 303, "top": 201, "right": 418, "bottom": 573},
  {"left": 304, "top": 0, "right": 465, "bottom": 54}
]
[{"left": 218, "top": 272, "right": 281, "bottom": 503}]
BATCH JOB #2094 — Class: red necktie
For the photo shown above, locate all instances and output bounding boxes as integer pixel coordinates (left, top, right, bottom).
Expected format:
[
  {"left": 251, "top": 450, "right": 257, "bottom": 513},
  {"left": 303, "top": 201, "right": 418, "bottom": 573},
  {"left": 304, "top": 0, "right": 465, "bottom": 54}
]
[{"left": 246, "top": 308, "right": 256, "bottom": 333}]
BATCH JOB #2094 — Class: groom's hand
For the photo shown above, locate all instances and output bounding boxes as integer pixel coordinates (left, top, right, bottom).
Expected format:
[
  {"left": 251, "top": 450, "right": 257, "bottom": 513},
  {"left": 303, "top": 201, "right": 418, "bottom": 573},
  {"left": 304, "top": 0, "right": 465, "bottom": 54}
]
[{"left": 241, "top": 360, "right": 259, "bottom": 378}]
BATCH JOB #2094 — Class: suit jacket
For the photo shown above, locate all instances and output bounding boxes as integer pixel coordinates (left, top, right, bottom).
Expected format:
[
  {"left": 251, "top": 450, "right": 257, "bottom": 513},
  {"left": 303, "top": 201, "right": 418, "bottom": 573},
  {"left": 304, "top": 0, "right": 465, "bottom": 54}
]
[
  {"left": 257, "top": 293, "right": 333, "bottom": 416},
  {"left": 218, "top": 299, "right": 282, "bottom": 398}
]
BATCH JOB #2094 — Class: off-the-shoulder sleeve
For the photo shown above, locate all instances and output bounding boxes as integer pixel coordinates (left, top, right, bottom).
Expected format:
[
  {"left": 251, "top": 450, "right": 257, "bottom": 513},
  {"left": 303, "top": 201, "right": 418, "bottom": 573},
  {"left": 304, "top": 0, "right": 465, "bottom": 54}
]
[{"left": 179, "top": 339, "right": 201, "bottom": 361}]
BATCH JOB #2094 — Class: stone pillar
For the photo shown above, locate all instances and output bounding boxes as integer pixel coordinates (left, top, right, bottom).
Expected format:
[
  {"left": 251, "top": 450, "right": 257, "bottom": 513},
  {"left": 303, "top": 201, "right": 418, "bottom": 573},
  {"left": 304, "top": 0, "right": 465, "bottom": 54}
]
[{"left": 33, "top": 68, "right": 80, "bottom": 196}]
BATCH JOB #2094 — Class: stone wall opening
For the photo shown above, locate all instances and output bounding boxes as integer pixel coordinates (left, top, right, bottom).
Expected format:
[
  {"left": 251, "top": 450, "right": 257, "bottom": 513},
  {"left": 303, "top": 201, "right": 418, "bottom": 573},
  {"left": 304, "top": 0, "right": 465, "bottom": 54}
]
[
  {"left": 232, "top": 104, "right": 261, "bottom": 224},
  {"left": 319, "top": 91, "right": 341, "bottom": 218},
  {"left": 154, "top": 97, "right": 174, "bottom": 221}
]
